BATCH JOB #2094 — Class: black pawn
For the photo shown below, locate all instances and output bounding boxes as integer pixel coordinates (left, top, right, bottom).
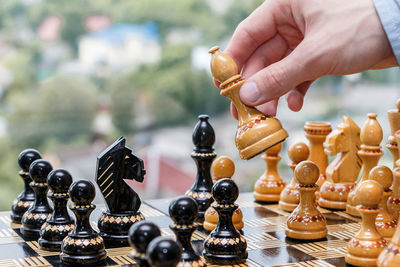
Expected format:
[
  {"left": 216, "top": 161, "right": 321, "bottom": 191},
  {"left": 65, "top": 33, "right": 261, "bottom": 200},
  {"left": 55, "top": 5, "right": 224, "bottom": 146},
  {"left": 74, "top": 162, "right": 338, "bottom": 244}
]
[
  {"left": 128, "top": 221, "right": 161, "bottom": 267},
  {"left": 61, "top": 180, "right": 107, "bottom": 265},
  {"left": 203, "top": 178, "right": 247, "bottom": 264},
  {"left": 147, "top": 237, "right": 181, "bottom": 267},
  {"left": 169, "top": 196, "right": 206, "bottom": 266},
  {"left": 39, "top": 169, "right": 74, "bottom": 251},
  {"left": 185, "top": 115, "right": 216, "bottom": 223},
  {"left": 11, "top": 149, "right": 42, "bottom": 223},
  {"left": 20, "top": 159, "right": 53, "bottom": 239}
]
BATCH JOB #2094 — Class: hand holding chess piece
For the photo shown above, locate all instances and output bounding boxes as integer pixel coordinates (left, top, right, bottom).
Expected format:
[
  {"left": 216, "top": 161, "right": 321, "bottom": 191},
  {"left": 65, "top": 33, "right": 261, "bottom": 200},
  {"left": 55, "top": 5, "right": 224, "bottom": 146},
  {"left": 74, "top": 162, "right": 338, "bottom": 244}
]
[
  {"left": 208, "top": 46, "right": 288, "bottom": 160},
  {"left": 345, "top": 180, "right": 387, "bottom": 267},
  {"left": 286, "top": 161, "right": 327, "bottom": 240},
  {"left": 253, "top": 143, "right": 286, "bottom": 203},
  {"left": 204, "top": 156, "right": 243, "bottom": 232}
]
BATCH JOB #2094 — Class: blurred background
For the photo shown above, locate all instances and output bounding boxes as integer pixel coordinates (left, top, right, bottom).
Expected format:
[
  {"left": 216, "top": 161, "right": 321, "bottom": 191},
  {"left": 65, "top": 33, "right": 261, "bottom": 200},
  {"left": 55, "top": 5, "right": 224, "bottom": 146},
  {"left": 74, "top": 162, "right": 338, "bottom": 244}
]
[{"left": 0, "top": 0, "right": 399, "bottom": 210}]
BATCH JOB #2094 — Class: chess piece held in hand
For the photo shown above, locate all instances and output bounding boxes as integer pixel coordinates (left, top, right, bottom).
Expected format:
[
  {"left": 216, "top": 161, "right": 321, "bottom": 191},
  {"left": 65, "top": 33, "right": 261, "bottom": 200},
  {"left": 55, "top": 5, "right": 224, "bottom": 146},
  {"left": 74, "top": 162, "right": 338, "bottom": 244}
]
[
  {"left": 279, "top": 142, "right": 309, "bottom": 212},
  {"left": 319, "top": 116, "right": 361, "bottom": 210},
  {"left": 345, "top": 180, "right": 388, "bottom": 267},
  {"left": 253, "top": 143, "right": 286, "bottom": 203},
  {"left": 208, "top": 46, "right": 288, "bottom": 160},
  {"left": 286, "top": 161, "right": 327, "bottom": 240},
  {"left": 204, "top": 156, "right": 243, "bottom": 232}
]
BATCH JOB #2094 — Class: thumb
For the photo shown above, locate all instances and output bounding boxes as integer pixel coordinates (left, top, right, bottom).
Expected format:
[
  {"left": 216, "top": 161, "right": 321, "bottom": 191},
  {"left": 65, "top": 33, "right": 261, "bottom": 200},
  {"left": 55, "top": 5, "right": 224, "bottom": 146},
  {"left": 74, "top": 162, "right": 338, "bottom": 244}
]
[{"left": 240, "top": 46, "right": 313, "bottom": 106}]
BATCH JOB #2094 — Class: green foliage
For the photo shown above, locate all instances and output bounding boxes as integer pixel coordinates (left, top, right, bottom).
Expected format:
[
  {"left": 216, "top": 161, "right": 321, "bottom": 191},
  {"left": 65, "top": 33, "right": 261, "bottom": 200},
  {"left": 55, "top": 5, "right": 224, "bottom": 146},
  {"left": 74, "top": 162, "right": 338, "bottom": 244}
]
[{"left": 0, "top": 138, "right": 20, "bottom": 211}]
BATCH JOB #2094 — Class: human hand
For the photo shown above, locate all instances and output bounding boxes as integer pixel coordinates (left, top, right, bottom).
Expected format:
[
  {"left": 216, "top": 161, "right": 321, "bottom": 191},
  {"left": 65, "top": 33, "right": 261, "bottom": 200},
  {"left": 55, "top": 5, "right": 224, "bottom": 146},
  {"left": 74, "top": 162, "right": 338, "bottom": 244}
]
[{"left": 224, "top": 0, "right": 397, "bottom": 118}]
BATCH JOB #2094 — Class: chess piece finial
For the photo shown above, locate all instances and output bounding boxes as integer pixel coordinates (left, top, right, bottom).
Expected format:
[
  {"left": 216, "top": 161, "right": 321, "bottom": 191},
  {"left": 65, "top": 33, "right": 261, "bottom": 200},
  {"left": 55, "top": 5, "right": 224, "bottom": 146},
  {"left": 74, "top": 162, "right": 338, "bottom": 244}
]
[
  {"left": 20, "top": 159, "right": 53, "bottom": 239},
  {"left": 254, "top": 143, "right": 286, "bottom": 203},
  {"left": 304, "top": 121, "right": 332, "bottom": 200},
  {"left": 39, "top": 169, "right": 75, "bottom": 251},
  {"left": 279, "top": 142, "right": 309, "bottom": 211},
  {"left": 128, "top": 221, "right": 161, "bottom": 267},
  {"left": 96, "top": 137, "right": 146, "bottom": 246},
  {"left": 147, "top": 237, "right": 182, "bottom": 267},
  {"left": 347, "top": 113, "right": 383, "bottom": 217},
  {"left": 11, "top": 149, "right": 42, "bottom": 223},
  {"left": 186, "top": 115, "right": 216, "bottom": 223},
  {"left": 205, "top": 156, "right": 243, "bottom": 231},
  {"left": 169, "top": 196, "right": 206, "bottom": 267},
  {"left": 203, "top": 178, "right": 247, "bottom": 264},
  {"left": 286, "top": 161, "right": 327, "bottom": 240},
  {"left": 319, "top": 116, "right": 361, "bottom": 210},
  {"left": 345, "top": 180, "right": 387, "bottom": 266},
  {"left": 369, "top": 166, "right": 397, "bottom": 242},
  {"left": 61, "top": 180, "right": 107, "bottom": 265},
  {"left": 208, "top": 46, "right": 288, "bottom": 160}
]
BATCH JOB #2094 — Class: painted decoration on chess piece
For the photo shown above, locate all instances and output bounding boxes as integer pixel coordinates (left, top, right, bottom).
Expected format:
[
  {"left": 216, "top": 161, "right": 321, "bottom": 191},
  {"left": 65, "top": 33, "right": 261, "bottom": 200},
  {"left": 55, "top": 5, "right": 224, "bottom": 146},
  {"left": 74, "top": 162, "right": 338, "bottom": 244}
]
[
  {"left": 61, "top": 180, "right": 107, "bottom": 265},
  {"left": 185, "top": 115, "right": 216, "bottom": 223},
  {"left": 345, "top": 180, "right": 388, "bottom": 267},
  {"left": 203, "top": 178, "right": 247, "bottom": 264},
  {"left": 11, "top": 149, "right": 42, "bottom": 224},
  {"left": 304, "top": 121, "right": 332, "bottom": 200},
  {"left": 254, "top": 143, "right": 286, "bottom": 203},
  {"left": 319, "top": 116, "right": 361, "bottom": 210},
  {"left": 38, "top": 169, "right": 75, "bottom": 251},
  {"left": 279, "top": 142, "right": 309, "bottom": 212},
  {"left": 347, "top": 113, "right": 383, "bottom": 217},
  {"left": 208, "top": 46, "right": 288, "bottom": 160},
  {"left": 204, "top": 156, "right": 243, "bottom": 232},
  {"left": 96, "top": 137, "right": 146, "bottom": 246},
  {"left": 286, "top": 161, "right": 327, "bottom": 240},
  {"left": 20, "top": 159, "right": 53, "bottom": 239}
]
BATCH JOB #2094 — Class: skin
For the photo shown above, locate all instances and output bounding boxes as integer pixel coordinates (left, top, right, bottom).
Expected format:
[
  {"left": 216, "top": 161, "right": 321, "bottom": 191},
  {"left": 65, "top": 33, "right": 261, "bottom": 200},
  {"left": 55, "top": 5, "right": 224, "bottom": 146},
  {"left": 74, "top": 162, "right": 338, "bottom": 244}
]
[{"left": 222, "top": 0, "right": 397, "bottom": 118}]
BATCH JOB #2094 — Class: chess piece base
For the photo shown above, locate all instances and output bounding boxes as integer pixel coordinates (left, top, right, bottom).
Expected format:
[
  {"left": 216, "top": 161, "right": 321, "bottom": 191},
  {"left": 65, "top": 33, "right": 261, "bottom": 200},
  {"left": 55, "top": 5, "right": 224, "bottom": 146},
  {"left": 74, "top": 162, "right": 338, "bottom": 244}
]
[
  {"left": 10, "top": 214, "right": 23, "bottom": 224},
  {"left": 285, "top": 228, "right": 327, "bottom": 240},
  {"left": 278, "top": 200, "right": 298, "bottom": 212},
  {"left": 20, "top": 226, "right": 40, "bottom": 240},
  {"left": 239, "top": 129, "right": 287, "bottom": 160},
  {"left": 38, "top": 239, "right": 62, "bottom": 251},
  {"left": 203, "top": 250, "right": 248, "bottom": 265},
  {"left": 11, "top": 200, "right": 33, "bottom": 224},
  {"left": 378, "top": 244, "right": 400, "bottom": 267},
  {"left": 253, "top": 191, "right": 280, "bottom": 202},
  {"left": 318, "top": 198, "right": 346, "bottom": 210},
  {"left": 346, "top": 204, "right": 361, "bottom": 217},
  {"left": 60, "top": 251, "right": 107, "bottom": 265},
  {"left": 345, "top": 253, "right": 377, "bottom": 267},
  {"left": 319, "top": 182, "right": 354, "bottom": 210}
]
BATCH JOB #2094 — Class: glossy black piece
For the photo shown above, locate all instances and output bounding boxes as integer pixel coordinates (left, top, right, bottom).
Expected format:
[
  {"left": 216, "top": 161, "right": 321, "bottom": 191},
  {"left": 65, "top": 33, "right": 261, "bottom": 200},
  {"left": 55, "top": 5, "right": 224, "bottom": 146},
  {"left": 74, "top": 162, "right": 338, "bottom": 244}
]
[
  {"left": 147, "top": 236, "right": 182, "bottom": 267},
  {"left": 38, "top": 169, "right": 74, "bottom": 251},
  {"left": 11, "top": 149, "right": 42, "bottom": 223},
  {"left": 169, "top": 196, "right": 205, "bottom": 266},
  {"left": 128, "top": 221, "right": 161, "bottom": 267},
  {"left": 185, "top": 115, "right": 216, "bottom": 222},
  {"left": 96, "top": 137, "right": 146, "bottom": 246},
  {"left": 203, "top": 178, "right": 247, "bottom": 264},
  {"left": 61, "top": 180, "right": 107, "bottom": 265},
  {"left": 20, "top": 159, "right": 53, "bottom": 239}
]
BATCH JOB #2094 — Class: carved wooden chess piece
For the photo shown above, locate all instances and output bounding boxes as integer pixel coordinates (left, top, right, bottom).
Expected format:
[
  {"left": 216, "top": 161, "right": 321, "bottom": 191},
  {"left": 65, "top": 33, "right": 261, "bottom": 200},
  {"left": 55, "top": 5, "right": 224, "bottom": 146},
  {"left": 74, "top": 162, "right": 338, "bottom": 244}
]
[
  {"left": 96, "top": 137, "right": 146, "bottom": 246},
  {"left": 369, "top": 166, "right": 397, "bottom": 242},
  {"left": 61, "top": 180, "right": 107, "bottom": 265},
  {"left": 319, "top": 116, "right": 361, "bottom": 210},
  {"left": 378, "top": 204, "right": 400, "bottom": 267},
  {"left": 304, "top": 121, "right": 332, "bottom": 200},
  {"left": 39, "top": 169, "right": 75, "bottom": 251},
  {"left": 279, "top": 142, "right": 309, "bottom": 212},
  {"left": 204, "top": 156, "right": 243, "bottom": 232},
  {"left": 208, "top": 46, "right": 288, "bottom": 160},
  {"left": 388, "top": 130, "right": 400, "bottom": 220},
  {"left": 169, "top": 196, "right": 206, "bottom": 267},
  {"left": 347, "top": 113, "right": 383, "bottom": 217},
  {"left": 185, "top": 115, "right": 216, "bottom": 223},
  {"left": 386, "top": 99, "right": 400, "bottom": 168},
  {"left": 286, "top": 161, "right": 327, "bottom": 240},
  {"left": 128, "top": 221, "right": 161, "bottom": 267},
  {"left": 147, "top": 237, "right": 182, "bottom": 267},
  {"left": 20, "top": 159, "right": 53, "bottom": 239},
  {"left": 345, "top": 180, "right": 388, "bottom": 266},
  {"left": 203, "top": 178, "right": 247, "bottom": 264},
  {"left": 253, "top": 143, "right": 286, "bottom": 203},
  {"left": 11, "top": 149, "right": 42, "bottom": 224}
]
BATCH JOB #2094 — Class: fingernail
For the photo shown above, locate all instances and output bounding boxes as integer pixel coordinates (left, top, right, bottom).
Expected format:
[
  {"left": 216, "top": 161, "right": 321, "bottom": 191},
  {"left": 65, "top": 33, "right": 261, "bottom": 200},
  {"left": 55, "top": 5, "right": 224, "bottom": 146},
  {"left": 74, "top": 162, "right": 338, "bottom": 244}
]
[{"left": 240, "top": 81, "right": 260, "bottom": 103}]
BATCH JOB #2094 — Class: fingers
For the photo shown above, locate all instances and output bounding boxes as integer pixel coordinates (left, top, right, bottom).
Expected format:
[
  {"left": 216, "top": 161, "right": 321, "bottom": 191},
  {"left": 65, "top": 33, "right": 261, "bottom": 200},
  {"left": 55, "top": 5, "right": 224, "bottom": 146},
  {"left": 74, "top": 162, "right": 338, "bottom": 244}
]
[
  {"left": 224, "top": 1, "right": 278, "bottom": 71},
  {"left": 256, "top": 99, "right": 279, "bottom": 116},
  {"left": 239, "top": 42, "right": 313, "bottom": 106},
  {"left": 286, "top": 80, "right": 313, "bottom": 112}
]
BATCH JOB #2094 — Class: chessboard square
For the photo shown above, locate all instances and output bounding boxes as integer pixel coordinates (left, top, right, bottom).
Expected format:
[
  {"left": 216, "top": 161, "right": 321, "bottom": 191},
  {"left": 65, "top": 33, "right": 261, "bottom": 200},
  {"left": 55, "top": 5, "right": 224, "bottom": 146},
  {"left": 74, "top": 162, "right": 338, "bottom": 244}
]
[
  {"left": 241, "top": 206, "right": 280, "bottom": 219},
  {"left": 260, "top": 204, "right": 291, "bottom": 217},
  {"left": 324, "top": 257, "right": 347, "bottom": 267},
  {"left": 270, "top": 259, "right": 336, "bottom": 267},
  {"left": 110, "top": 255, "right": 137, "bottom": 265},
  {"left": 0, "top": 242, "right": 38, "bottom": 260},
  {"left": 26, "top": 241, "right": 59, "bottom": 257},
  {"left": 248, "top": 246, "right": 316, "bottom": 266},
  {"left": 267, "top": 230, "right": 338, "bottom": 246},
  {"left": 323, "top": 212, "right": 358, "bottom": 225},
  {"left": 141, "top": 203, "right": 165, "bottom": 217},
  {"left": 144, "top": 216, "right": 172, "bottom": 229}
]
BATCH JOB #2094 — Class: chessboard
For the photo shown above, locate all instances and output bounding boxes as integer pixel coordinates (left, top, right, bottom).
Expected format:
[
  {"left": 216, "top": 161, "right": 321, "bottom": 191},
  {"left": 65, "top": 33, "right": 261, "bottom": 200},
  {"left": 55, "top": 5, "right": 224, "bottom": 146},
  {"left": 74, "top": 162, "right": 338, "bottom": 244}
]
[{"left": 0, "top": 192, "right": 360, "bottom": 267}]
